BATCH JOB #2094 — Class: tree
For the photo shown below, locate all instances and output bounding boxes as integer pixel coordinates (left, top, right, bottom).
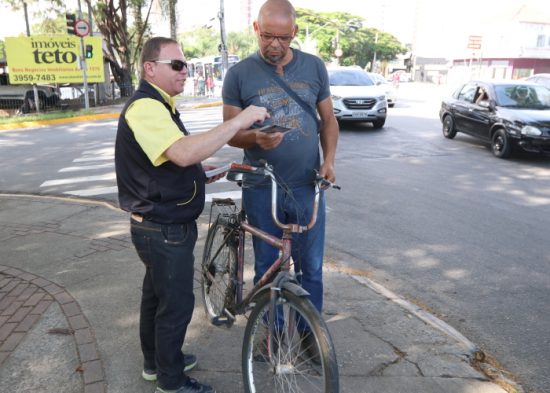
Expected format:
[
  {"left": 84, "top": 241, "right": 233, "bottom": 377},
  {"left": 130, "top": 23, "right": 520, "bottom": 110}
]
[
  {"left": 179, "top": 27, "right": 257, "bottom": 62},
  {"left": 226, "top": 31, "right": 256, "bottom": 60},
  {"left": 84, "top": 0, "right": 154, "bottom": 96},
  {"left": 157, "top": 0, "right": 177, "bottom": 40},
  {"left": 179, "top": 27, "right": 219, "bottom": 59},
  {"left": 4, "top": 0, "right": 151, "bottom": 97},
  {"left": 295, "top": 8, "right": 407, "bottom": 69}
]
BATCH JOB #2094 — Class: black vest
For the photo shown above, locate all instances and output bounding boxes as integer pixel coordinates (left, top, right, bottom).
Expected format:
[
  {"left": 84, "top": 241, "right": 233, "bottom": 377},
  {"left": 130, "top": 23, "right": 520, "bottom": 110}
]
[{"left": 115, "top": 80, "right": 206, "bottom": 224}]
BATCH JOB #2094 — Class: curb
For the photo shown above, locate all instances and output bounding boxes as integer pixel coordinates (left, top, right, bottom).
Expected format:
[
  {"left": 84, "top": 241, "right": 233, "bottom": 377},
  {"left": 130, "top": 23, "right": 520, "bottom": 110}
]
[{"left": 0, "top": 264, "right": 106, "bottom": 393}]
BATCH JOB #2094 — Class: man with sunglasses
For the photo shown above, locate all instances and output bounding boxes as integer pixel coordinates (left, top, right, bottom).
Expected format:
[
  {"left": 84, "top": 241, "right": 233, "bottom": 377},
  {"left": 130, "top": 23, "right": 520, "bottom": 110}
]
[
  {"left": 115, "top": 37, "right": 268, "bottom": 393},
  {"left": 222, "top": 0, "right": 339, "bottom": 363}
]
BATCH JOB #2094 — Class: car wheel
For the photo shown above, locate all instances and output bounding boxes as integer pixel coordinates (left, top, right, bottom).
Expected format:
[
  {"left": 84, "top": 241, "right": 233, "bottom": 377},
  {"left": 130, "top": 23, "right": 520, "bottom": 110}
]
[
  {"left": 372, "top": 119, "right": 385, "bottom": 129},
  {"left": 442, "top": 115, "right": 457, "bottom": 139},
  {"left": 491, "top": 129, "right": 513, "bottom": 158}
]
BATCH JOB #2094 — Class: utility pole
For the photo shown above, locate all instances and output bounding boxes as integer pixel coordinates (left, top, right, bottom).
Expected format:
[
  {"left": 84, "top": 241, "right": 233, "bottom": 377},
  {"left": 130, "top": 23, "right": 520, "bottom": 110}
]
[
  {"left": 77, "top": 0, "right": 90, "bottom": 110},
  {"left": 22, "top": 2, "right": 41, "bottom": 113},
  {"left": 218, "top": 0, "right": 229, "bottom": 80},
  {"left": 371, "top": 32, "right": 378, "bottom": 72}
]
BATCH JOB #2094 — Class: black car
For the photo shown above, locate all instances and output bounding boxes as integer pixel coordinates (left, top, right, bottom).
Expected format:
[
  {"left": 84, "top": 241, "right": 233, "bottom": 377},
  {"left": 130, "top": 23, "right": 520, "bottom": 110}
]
[{"left": 439, "top": 80, "right": 550, "bottom": 158}]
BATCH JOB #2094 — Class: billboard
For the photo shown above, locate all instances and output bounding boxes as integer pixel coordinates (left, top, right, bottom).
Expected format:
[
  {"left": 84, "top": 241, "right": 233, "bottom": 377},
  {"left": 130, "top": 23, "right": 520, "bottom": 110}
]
[{"left": 4, "top": 35, "right": 105, "bottom": 84}]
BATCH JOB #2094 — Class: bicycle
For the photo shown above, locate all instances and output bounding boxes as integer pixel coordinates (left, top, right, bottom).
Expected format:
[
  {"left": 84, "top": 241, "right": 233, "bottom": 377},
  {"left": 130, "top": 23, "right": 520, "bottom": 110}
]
[{"left": 200, "top": 161, "right": 340, "bottom": 393}]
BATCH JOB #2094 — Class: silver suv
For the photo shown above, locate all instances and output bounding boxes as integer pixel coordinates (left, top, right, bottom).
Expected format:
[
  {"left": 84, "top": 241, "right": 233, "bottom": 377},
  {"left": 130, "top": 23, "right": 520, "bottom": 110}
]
[{"left": 327, "top": 67, "right": 388, "bottom": 128}]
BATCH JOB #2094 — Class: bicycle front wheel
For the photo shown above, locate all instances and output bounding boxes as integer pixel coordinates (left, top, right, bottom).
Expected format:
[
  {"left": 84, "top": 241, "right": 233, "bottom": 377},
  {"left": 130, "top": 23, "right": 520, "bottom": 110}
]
[
  {"left": 201, "top": 216, "right": 237, "bottom": 324},
  {"left": 242, "top": 290, "right": 339, "bottom": 393}
]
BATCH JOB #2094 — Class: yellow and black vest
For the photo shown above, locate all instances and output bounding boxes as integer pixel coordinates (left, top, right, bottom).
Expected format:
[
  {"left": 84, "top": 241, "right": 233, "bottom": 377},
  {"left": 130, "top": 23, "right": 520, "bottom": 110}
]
[{"left": 115, "top": 80, "right": 206, "bottom": 224}]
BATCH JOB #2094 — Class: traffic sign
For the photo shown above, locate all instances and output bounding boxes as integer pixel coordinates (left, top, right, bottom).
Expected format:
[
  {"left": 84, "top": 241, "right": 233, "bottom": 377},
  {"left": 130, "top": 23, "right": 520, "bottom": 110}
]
[{"left": 74, "top": 19, "right": 90, "bottom": 37}]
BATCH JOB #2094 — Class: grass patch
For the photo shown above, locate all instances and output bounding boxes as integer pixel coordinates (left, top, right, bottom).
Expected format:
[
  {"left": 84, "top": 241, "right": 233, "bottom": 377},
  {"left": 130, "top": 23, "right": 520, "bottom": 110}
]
[{"left": 0, "top": 110, "right": 93, "bottom": 125}]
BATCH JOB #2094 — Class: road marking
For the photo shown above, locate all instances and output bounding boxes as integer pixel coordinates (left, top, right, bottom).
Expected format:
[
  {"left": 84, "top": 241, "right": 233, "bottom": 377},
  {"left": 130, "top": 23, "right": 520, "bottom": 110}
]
[
  {"left": 74, "top": 155, "right": 114, "bottom": 162},
  {"left": 64, "top": 186, "right": 119, "bottom": 197},
  {"left": 205, "top": 191, "right": 241, "bottom": 202},
  {"left": 59, "top": 163, "right": 114, "bottom": 172},
  {"left": 40, "top": 173, "right": 116, "bottom": 187}
]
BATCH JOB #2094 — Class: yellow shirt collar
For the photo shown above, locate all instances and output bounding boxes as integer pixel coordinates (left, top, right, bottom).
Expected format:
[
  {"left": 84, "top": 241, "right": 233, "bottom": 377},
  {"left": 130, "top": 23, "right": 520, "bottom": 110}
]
[{"left": 148, "top": 81, "right": 177, "bottom": 113}]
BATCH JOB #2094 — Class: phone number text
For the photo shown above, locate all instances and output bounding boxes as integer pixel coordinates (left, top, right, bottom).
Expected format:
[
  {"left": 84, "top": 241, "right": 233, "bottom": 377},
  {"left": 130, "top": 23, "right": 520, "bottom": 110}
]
[{"left": 12, "top": 74, "right": 57, "bottom": 83}]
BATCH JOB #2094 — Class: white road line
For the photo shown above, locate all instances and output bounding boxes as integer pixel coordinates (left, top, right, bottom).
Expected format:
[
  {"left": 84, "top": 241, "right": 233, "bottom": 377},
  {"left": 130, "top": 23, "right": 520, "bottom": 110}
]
[
  {"left": 73, "top": 155, "right": 114, "bottom": 162},
  {"left": 205, "top": 191, "right": 242, "bottom": 202},
  {"left": 59, "top": 163, "right": 114, "bottom": 172},
  {"left": 81, "top": 147, "right": 114, "bottom": 155},
  {"left": 64, "top": 186, "right": 119, "bottom": 197},
  {"left": 40, "top": 172, "right": 116, "bottom": 187}
]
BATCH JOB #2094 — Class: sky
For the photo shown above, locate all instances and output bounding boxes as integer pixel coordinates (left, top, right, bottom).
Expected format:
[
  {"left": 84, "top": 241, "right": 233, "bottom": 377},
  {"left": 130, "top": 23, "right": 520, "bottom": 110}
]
[{"left": 1, "top": 0, "right": 548, "bottom": 59}]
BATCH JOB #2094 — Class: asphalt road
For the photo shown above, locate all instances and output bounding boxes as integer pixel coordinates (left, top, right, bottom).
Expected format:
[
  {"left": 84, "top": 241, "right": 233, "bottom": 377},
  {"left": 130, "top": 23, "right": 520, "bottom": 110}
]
[{"left": 1, "top": 83, "right": 549, "bottom": 393}]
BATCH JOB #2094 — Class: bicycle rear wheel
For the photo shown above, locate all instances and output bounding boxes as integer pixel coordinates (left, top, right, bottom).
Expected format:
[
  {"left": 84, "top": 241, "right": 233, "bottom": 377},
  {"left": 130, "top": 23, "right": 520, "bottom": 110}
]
[
  {"left": 201, "top": 216, "right": 237, "bottom": 325},
  {"left": 242, "top": 290, "right": 339, "bottom": 393}
]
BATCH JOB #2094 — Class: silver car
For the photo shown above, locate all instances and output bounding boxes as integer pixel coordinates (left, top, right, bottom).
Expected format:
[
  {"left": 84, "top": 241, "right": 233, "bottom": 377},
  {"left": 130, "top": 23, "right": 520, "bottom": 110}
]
[
  {"left": 328, "top": 67, "right": 388, "bottom": 129},
  {"left": 367, "top": 72, "right": 397, "bottom": 107}
]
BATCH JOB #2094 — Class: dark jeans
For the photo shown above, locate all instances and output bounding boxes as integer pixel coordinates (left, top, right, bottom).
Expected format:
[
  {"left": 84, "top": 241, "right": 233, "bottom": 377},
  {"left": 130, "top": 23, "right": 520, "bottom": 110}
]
[
  {"left": 131, "top": 217, "right": 197, "bottom": 390},
  {"left": 242, "top": 184, "right": 326, "bottom": 313}
]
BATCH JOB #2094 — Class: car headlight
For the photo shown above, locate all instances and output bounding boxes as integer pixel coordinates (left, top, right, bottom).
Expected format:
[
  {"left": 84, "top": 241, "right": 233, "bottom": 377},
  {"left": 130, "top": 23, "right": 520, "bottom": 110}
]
[
  {"left": 331, "top": 94, "right": 342, "bottom": 100},
  {"left": 377, "top": 95, "right": 385, "bottom": 100},
  {"left": 521, "top": 125, "right": 542, "bottom": 136}
]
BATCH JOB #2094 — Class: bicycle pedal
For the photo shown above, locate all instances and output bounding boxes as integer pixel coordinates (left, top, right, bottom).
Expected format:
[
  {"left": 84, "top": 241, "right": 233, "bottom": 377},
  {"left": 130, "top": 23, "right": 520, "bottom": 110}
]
[{"left": 212, "top": 315, "right": 235, "bottom": 328}]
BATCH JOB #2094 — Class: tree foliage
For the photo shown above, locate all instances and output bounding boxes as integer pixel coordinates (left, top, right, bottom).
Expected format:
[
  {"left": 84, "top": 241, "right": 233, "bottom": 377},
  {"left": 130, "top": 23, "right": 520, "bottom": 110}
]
[
  {"left": 295, "top": 8, "right": 407, "bottom": 69},
  {"left": 3, "top": 1, "right": 407, "bottom": 94},
  {"left": 180, "top": 28, "right": 257, "bottom": 62}
]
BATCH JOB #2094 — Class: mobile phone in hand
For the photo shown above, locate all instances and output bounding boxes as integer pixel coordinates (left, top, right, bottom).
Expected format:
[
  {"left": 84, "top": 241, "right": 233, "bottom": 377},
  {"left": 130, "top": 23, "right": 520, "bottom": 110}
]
[{"left": 258, "top": 124, "right": 291, "bottom": 133}]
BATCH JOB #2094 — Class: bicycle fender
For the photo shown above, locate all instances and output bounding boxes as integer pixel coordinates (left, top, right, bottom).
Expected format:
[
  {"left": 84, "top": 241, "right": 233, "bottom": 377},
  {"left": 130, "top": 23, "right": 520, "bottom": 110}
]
[
  {"left": 250, "top": 281, "right": 310, "bottom": 303},
  {"left": 281, "top": 281, "right": 310, "bottom": 297}
]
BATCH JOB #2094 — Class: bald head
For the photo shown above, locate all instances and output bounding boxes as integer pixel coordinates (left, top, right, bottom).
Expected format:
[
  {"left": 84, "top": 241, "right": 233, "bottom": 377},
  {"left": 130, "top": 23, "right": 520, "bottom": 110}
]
[{"left": 257, "top": 0, "right": 296, "bottom": 25}]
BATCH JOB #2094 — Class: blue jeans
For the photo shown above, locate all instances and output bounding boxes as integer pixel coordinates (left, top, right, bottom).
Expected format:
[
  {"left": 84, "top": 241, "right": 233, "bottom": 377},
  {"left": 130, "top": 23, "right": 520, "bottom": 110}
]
[
  {"left": 243, "top": 184, "right": 325, "bottom": 314},
  {"left": 131, "top": 218, "right": 197, "bottom": 390}
]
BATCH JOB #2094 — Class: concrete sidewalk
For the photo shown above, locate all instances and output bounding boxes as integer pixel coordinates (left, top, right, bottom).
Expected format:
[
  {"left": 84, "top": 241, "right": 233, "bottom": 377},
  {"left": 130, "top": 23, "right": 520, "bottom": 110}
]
[{"left": 0, "top": 194, "right": 514, "bottom": 393}]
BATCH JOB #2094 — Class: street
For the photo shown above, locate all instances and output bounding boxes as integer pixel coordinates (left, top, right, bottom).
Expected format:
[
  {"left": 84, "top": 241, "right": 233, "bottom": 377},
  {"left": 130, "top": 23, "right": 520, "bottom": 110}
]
[{"left": 1, "top": 83, "right": 549, "bottom": 393}]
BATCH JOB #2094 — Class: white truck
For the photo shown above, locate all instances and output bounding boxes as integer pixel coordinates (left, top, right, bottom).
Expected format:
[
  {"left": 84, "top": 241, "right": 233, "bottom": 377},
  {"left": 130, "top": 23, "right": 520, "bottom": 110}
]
[{"left": 0, "top": 83, "right": 60, "bottom": 113}]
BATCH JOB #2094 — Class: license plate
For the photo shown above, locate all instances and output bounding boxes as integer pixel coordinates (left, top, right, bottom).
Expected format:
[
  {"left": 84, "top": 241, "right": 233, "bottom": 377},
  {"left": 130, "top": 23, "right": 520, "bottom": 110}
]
[{"left": 351, "top": 112, "right": 369, "bottom": 118}]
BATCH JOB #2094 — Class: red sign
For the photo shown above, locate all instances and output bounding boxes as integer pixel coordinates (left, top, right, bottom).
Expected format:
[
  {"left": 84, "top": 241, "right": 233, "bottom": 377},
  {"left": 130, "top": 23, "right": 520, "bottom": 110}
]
[
  {"left": 74, "top": 20, "right": 90, "bottom": 37},
  {"left": 467, "top": 35, "right": 482, "bottom": 50}
]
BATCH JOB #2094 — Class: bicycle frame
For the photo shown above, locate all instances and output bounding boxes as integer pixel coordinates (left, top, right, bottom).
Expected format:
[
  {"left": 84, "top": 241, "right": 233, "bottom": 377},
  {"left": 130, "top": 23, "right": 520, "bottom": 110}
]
[{"left": 209, "top": 162, "right": 323, "bottom": 316}]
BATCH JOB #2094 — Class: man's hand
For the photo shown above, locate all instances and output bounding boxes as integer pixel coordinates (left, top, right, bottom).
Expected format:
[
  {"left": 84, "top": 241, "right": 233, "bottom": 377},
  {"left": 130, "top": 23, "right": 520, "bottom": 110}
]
[
  {"left": 255, "top": 130, "right": 285, "bottom": 150},
  {"left": 319, "top": 162, "right": 336, "bottom": 189},
  {"left": 232, "top": 105, "right": 270, "bottom": 131},
  {"left": 203, "top": 165, "right": 226, "bottom": 184}
]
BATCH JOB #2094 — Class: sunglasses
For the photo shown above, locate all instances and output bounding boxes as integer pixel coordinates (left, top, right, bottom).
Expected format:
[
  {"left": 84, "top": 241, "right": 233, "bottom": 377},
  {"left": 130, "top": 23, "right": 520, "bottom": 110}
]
[{"left": 153, "top": 59, "right": 188, "bottom": 71}]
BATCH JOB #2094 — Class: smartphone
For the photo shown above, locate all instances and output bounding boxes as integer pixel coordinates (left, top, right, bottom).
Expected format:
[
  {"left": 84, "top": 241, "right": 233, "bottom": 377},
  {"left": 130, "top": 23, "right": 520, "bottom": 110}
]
[{"left": 258, "top": 124, "right": 291, "bottom": 133}]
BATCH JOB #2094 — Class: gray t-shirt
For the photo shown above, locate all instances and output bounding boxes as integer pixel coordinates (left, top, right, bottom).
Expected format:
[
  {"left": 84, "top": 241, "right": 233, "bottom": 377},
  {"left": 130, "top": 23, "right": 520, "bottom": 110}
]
[{"left": 222, "top": 49, "right": 330, "bottom": 187}]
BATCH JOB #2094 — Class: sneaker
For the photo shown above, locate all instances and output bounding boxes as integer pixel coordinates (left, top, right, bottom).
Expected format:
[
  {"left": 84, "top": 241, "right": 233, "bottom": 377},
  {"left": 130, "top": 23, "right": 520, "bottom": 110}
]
[
  {"left": 142, "top": 354, "right": 198, "bottom": 381},
  {"left": 300, "top": 332, "right": 321, "bottom": 365},
  {"left": 155, "top": 378, "right": 216, "bottom": 393}
]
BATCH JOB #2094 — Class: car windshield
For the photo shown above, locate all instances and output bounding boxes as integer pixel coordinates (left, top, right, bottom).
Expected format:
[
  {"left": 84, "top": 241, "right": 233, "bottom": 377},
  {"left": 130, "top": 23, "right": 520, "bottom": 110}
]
[
  {"left": 329, "top": 70, "right": 374, "bottom": 86},
  {"left": 494, "top": 84, "right": 550, "bottom": 109}
]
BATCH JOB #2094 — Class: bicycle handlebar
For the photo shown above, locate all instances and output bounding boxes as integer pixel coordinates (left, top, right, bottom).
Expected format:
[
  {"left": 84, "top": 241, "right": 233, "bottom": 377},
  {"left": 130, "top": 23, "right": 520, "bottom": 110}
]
[{"left": 225, "top": 162, "right": 339, "bottom": 233}]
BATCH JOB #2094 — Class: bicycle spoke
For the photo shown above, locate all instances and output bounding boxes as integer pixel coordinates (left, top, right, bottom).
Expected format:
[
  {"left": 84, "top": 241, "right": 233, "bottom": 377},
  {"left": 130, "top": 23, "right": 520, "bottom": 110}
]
[
  {"left": 242, "top": 291, "right": 338, "bottom": 393},
  {"left": 201, "top": 217, "right": 237, "bottom": 324}
]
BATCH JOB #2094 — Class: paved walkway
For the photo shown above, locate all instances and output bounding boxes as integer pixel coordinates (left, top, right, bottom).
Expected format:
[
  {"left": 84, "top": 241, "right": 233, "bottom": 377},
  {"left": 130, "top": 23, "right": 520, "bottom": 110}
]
[{"left": 0, "top": 194, "right": 517, "bottom": 393}]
